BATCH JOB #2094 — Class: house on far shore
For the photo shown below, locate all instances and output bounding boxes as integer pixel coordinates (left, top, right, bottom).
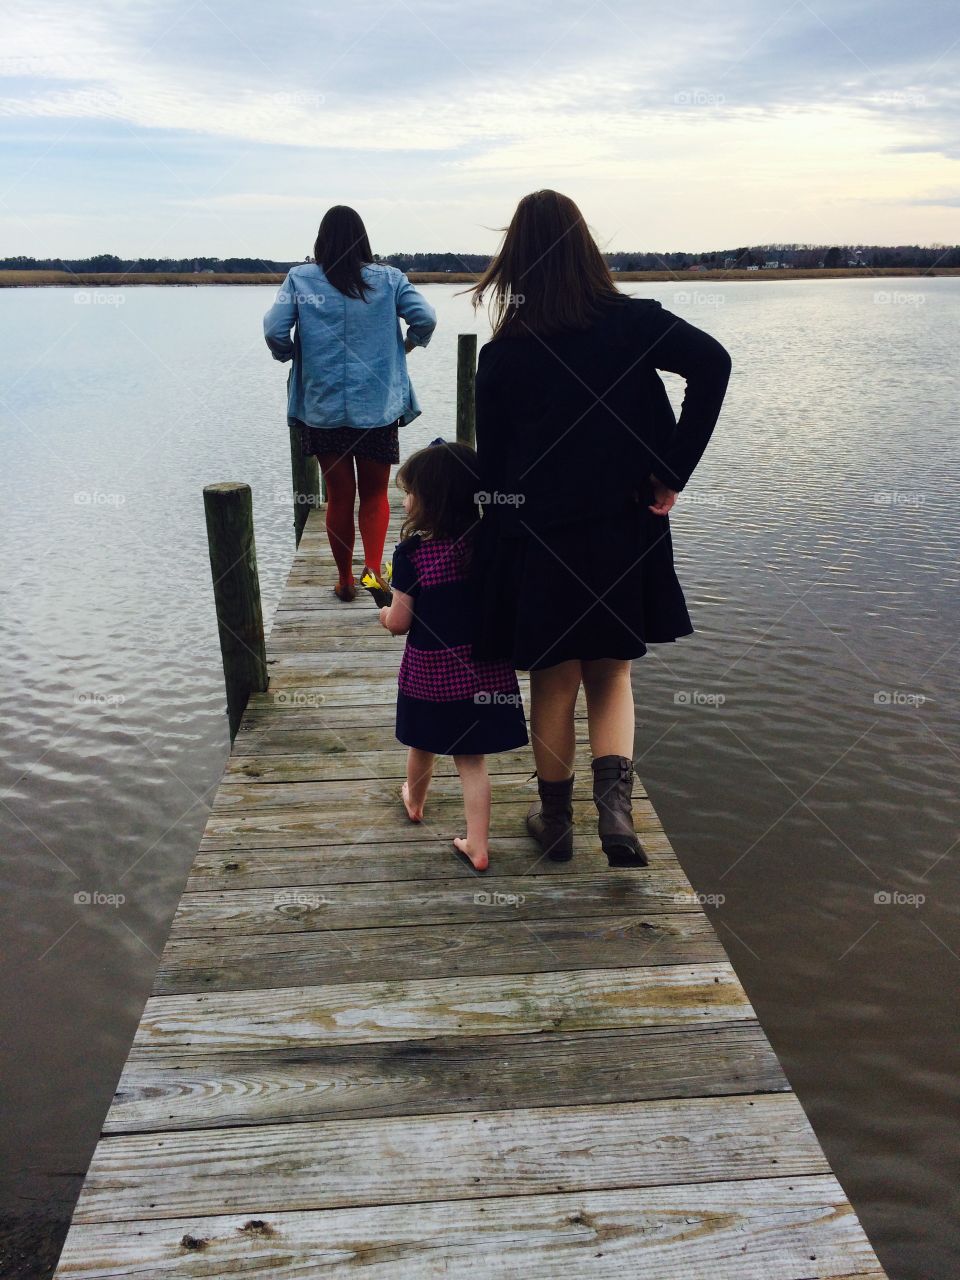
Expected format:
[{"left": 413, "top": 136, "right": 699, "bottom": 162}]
[
  {"left": 762, "top": 259, "right": 780, "bottom": 269},
  {"left": 746, "top": 264, "right": 760, "bottom": 270}
]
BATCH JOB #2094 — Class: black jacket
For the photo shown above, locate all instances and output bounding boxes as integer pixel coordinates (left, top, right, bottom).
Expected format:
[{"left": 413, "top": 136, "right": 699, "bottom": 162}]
[{"left": 474, "top": 294, "right": 732, "bottom": 534}]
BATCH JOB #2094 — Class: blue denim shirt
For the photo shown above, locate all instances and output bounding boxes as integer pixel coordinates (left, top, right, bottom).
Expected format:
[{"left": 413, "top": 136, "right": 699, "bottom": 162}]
[{"left": 263, "top": 262, "right": 437, "bottom": 429}]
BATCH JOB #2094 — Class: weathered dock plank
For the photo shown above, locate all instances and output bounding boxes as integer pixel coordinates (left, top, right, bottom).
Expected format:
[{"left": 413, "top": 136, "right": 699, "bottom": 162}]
[
  {"left": 53, "top": 1177, "right": 887, "bottom": 1279},
  {"left": 169, "top": 873, "right": 685, "bottom": 935},
  {"left": 152, "top": 910, "right": 723, "bottom": 992},
  {"left": 209, "top": 777, "right": 649, "bottom": 814},
  {"left": 52, "top": 499, "right": 888, "bottom": 1278},
  {"left": 127, "top": 963, "right": 753, "bottom": 1052},
  {"left": 184, "top": 834, "right": 676, "bottom": 889},
  {"left": 106, "top": 1022, "right": 787, "bottom": 1131},
  {"left": 71, "top": 1094, "right": 826, "bottom": 1223}
]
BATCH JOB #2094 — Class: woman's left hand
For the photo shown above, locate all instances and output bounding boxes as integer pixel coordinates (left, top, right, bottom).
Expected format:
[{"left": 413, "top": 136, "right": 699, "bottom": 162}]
[{"left": 648, "top": 473, "right": 678, "bottom": 516}]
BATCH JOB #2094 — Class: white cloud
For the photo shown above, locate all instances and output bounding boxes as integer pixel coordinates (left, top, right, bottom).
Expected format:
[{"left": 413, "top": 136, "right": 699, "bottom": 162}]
[{"left": 1, "top": 0, "right": 958, "bottom": 252}]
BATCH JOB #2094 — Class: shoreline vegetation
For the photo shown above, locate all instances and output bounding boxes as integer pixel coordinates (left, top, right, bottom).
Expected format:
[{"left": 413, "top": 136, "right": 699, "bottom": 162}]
[{"left": 1, "top": 266, "right": 958, "bottom": 288}]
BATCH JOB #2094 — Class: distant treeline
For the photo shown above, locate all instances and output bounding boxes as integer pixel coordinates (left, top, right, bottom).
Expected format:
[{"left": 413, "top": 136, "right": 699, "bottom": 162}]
[
  {"left": 384, "top": 244, "right": 960, "bottom": 271},
  {"left": 0, "top": 255, "right": 296, "bottom": 274},
  {"left": 2, "top": 243, "right": 959, "bottom": 273}
]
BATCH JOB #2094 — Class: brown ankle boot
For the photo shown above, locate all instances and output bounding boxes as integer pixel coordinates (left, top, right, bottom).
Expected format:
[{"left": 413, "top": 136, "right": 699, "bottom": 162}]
[
  {"left": 526, "top": 774, "right": 574, "bottom": 862},
  {"left": 591, "top": 755, "right": 648, "bottom": 868}
]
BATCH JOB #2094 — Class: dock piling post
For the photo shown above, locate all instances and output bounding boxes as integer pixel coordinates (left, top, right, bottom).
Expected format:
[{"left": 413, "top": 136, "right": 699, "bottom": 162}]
[
  {"left": 203, "top": 482, "right": 268, "bottom": 740},
  {"left": 456, "top": 333, "right": 477, "bottom": 448},
  {"left": 288, "top": 422, "right": 323, "bottom": 546}
]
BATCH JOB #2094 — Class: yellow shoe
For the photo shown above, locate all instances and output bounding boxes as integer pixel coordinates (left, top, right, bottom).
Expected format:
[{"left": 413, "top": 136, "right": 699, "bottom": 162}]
[{"left": 360, "top": 567, "right": 392, "bottom": 608}]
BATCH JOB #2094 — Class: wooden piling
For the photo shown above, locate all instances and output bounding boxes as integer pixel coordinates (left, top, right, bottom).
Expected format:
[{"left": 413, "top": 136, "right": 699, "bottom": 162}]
[
  {"left": 202, "top": 482, "right": 268, "bottom": 740},
  {"left": 288, "top": 422, "right": 323, "bottom": 546},
  {"left": 456, "top": 332, "right": 477, "bottom": 447}
]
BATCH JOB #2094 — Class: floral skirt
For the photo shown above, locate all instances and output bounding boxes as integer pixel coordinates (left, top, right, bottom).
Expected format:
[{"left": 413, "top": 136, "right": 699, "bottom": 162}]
[{"left": 296, "top": 418, "right": 401, "bottom": 465}]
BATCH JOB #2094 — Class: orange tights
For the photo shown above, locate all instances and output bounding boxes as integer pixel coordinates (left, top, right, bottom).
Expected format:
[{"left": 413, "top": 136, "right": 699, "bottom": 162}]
[{"left": 316, "top": 453, "right": 391, "bottom": 587}]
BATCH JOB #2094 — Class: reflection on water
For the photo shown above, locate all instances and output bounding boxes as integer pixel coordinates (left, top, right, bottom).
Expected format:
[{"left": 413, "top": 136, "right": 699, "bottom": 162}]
[{"left": 0, "top": 279, "right": 957, "bottom": 1279}]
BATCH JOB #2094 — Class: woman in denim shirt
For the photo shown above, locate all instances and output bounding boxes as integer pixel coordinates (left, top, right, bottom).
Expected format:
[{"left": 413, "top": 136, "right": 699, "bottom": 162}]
[{"left": 264, "top": 206, "right": 437, "bottom": 602}]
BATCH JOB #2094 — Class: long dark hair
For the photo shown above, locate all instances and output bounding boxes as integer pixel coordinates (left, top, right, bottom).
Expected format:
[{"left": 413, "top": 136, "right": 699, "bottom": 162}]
[
  {"left": 396, "top": 443, "right": 480, "bottom": 542},
  {"left": 468, "top": 189, "right": 623, "bottom": 340},
  {"left": 313, "top": 205, "right": 374, "bottom": 300}
]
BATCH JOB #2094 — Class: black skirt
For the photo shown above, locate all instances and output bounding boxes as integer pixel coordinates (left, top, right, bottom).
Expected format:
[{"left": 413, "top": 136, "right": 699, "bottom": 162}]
[
  {"left": 297, "top": 418, "right": 401, "bottom": 465},
  {"left": 396, "top": 692, "right": 528, "bottom": 756},
  {"left": 469, "top": 493, "right": 694, "bottom": 671}
]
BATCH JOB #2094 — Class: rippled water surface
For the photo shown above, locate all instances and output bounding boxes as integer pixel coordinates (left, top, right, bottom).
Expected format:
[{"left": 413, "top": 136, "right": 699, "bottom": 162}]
[{"left": 1, "top": 279, "right": 957, "bottom": 1279}]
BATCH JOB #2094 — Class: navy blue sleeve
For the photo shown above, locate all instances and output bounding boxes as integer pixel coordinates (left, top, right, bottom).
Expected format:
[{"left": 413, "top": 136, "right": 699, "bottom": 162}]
[
  {"left": 391, "top": 539, "right": 421, "bottom": 597},
  {"left": 475, "top": 342, "right": 511, "bottom": 506},
  {"left": 635, "top": 300, "right": 732, "bottom": 492}
]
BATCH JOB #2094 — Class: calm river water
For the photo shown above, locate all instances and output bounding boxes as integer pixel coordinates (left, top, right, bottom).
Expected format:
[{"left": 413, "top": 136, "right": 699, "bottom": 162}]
[{"left": 0, "top": 279, "right": 957, "bottom": 1279}]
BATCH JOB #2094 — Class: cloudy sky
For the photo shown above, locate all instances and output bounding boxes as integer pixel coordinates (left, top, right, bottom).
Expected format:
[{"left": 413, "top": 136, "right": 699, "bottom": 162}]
[{"left": 1, "top": 0, "right": 958, "bottom": 258}]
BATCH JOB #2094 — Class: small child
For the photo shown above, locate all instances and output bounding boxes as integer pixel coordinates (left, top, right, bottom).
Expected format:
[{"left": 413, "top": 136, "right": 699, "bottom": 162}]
[{"left": 378, "top": 440, "right": 528, "bottom": 872}]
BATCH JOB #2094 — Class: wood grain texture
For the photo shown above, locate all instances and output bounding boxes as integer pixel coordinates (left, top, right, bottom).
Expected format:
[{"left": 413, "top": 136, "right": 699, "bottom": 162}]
[
  {"left": 170, "top": 872, "right": 695, "bottom": 936},
  {"left": 53, "top": 1176, "right": 886, "bottom": 1278},
  {"left": 131, "top": 963, "right": 755, "bottom": 1053},
  {"left": 184, "top": 835, "right": 678, "bottom": 890},
  {"left": 52, "top": 499, "right": 888, "bottom": 1278},
  {"left": 153, "top": 911, "right": 724, "bottom": 993},
  {"left": 184, "top": 834, "right": 680, "bottom": 896},
  {"left": 72, "top": 1094, "right": 827, "bottom": 1223},
  {"left": 107, "top": 1022, "right": 788, "bottom": 1132},
  {"left": 198, "top": 800, "right": 662, "bottom": 851},
  {"left": 210, "top": 777, "right": 648, "bottom": 813}
]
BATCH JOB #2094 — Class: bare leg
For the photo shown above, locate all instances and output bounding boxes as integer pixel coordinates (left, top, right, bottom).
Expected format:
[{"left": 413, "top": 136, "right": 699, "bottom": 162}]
[
  {"left": 580, "top": 658, "right": 635, "bottom": 758},
  {"left": 529, "top": 660, "right": 581, "bottom": 781},
  {"left": 452, "top": 754, "right": 491, "bottom": 871},
  {"left": 403, "top": 747, "right": 434, "bottom": 821}
]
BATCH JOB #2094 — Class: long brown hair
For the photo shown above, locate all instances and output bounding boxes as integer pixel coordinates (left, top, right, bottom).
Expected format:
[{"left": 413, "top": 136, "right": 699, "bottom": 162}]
[
  {"left": 396, "top": 442, "right": 480, "bottom": 542},
  {"left": 313, "top": 205, "right": 374, "bottom": 300},
  {"left": 467, "top": 189, "right": 622, "bottom": 339}
]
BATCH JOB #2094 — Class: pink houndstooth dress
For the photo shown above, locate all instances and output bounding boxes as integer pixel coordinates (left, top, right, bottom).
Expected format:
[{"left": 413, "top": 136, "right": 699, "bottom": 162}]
[{"left": 391, "top": 531, "right": 528, "bottom": 756}]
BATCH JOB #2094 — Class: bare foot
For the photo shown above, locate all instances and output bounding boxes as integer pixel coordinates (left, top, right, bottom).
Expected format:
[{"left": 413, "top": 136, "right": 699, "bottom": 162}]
[
  {"left": 401, "top": 781, "right": 424, "bottom": 822},
  {"left": 453, "top": 836, "right": 489, "bottom": 872}
]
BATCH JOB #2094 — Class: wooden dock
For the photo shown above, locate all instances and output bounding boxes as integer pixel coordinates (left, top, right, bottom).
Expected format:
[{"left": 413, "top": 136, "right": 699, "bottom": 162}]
[{"left": 53, "top": 499, "right": 889, "bottom": 1277}]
